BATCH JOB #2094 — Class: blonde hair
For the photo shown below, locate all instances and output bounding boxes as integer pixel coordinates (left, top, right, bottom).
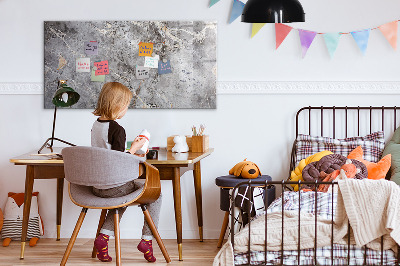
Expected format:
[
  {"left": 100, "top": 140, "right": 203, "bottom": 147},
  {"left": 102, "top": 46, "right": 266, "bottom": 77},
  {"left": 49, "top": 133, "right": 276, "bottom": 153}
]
[{"left": 93, "top": 82, "right": 133, "bottom": 120}]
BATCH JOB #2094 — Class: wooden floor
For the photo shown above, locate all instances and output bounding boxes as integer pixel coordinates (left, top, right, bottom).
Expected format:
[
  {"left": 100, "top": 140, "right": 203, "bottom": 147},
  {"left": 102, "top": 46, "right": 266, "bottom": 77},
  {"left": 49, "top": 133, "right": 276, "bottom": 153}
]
[{"left": 0, "top": 239, "right": 222, "bottom": 265}]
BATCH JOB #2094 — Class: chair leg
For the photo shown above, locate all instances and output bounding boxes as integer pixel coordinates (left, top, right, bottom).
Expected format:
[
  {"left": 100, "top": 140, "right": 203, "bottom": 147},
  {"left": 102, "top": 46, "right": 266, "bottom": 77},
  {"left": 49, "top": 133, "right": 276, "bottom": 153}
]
[
  {"left": 141, "top": 205, "right": 171, "bottom": 263},
  {"left": 114, "top": 209, "right": 121, "bottom": 266},
  {"left": 60, "top": 208, "right": 88, "bottom": 266},
  {"left": 91, "top": 209, "right": 108, "bottom": 258},
  {"left": 217, "top": 211, "right": 230, "bottom": 248}
]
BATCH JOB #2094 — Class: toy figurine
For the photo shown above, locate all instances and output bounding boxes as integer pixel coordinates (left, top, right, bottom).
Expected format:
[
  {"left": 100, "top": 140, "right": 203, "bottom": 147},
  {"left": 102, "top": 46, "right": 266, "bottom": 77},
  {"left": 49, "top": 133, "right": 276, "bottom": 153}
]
[{"left": 172, "top": 135, "right": 189, "bottom": 153}]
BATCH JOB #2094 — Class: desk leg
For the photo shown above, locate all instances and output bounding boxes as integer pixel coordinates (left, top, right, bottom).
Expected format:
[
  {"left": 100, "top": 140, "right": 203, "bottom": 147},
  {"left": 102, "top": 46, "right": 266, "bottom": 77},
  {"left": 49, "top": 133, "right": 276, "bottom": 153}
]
[
  {"left": 193, "top": 161, "right": 203, "bottom": 242},
  {"left": 56, "top": 178, "right": 64, "bottom": 241},
  {"left": 20, "top": 165, "right": 35, "bottom": 259},
  {"left": 172, "top": 167, "right": 183, "bottom": 261}
]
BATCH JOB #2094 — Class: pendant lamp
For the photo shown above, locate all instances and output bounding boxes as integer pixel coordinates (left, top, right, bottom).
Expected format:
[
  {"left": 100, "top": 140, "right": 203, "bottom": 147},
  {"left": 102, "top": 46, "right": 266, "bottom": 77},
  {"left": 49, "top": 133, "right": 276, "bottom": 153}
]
[
  {"left": 38, "top": 80, "right": 80, "bottom": 154},
  {"left": 241, "top": 0, "right": 305, "bottom": 23}
]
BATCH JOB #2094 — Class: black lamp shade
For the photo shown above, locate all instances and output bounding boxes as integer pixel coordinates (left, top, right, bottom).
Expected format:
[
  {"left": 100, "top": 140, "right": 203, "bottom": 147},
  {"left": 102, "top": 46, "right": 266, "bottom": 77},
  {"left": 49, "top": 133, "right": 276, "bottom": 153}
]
[
  {"left": 52, "top": 84, "right": 80, "bottom": 107},
  {"left": 241, "top": 0, "right": 305, "bottom": 23}
]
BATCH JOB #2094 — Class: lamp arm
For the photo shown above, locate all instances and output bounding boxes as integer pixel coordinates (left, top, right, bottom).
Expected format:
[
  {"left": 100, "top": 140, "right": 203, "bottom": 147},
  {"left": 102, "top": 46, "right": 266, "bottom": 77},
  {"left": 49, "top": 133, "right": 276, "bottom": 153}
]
[{"left": 50, "top": 106, "right": 57, "bottom": 148}]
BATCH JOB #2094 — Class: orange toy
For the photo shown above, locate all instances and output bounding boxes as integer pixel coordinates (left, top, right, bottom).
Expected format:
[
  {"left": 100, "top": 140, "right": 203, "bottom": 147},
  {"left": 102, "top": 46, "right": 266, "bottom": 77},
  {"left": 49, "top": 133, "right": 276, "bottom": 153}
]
[
  {"left": 348, "top": 146, "right": 391, "bottom": 180},
  {"left": 2, "top": 192, "right": 43, "bottom": 247},
  {"left": 229, "top": 159, "right": 261, "bottom": 179}
]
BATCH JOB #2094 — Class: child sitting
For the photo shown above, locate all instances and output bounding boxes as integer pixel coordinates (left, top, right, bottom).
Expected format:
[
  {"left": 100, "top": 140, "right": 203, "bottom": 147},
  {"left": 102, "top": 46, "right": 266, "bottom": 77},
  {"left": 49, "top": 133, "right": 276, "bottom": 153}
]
[{"left": 91, "top": 82, "right": 162, "bottom": 263}]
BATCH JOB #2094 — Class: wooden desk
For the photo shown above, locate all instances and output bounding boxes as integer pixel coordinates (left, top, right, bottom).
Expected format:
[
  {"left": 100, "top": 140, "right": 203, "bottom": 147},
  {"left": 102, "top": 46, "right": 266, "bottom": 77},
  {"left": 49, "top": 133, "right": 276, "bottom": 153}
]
[{"left": 10, "top": 147, "right": 213, "bottom": 261}]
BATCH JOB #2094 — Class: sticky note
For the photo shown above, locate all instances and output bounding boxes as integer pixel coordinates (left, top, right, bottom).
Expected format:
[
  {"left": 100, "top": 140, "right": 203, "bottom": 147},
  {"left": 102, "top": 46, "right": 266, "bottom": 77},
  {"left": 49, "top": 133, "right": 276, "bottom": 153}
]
[
  {"left": 91, "top": 69, "right": 105, "bottom": 82},
  {"left": 85, "top": 41, "right": 98, "bottom": 55},
  {"left": 136, "top": 66, "right": 150, "bottom": 80},
  {"left": 76, "top": 58, "right": 90, "bottom": 72},
  {"left": 158, "top": 60, "right": 172, "bottom": 75},
  {"left": 144, "top": 54, "right": 159, "bottom": 68},
  {"left": 138, "top": 42, "right": 153, "bottom": 57},
  {"left": 94, "top": 60, "right": 109, "bottom": 76}
]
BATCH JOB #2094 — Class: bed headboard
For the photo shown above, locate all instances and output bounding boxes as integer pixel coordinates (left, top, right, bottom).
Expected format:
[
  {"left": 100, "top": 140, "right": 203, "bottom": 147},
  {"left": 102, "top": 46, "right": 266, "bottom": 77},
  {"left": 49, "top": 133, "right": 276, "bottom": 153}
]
[{"left": 290, "top": 106, "right": 400, "bottom": 179}]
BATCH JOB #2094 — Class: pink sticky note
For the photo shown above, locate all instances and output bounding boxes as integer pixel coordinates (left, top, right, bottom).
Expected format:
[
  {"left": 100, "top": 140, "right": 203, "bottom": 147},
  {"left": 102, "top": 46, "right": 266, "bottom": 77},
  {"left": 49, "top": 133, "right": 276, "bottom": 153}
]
[{"left": 94, "top": 60, "right": 109, "bottom": 76}]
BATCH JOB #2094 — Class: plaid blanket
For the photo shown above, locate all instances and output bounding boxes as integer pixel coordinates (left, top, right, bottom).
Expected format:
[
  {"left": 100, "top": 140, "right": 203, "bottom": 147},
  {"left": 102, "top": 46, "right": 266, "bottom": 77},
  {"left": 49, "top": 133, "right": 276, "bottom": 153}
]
[
  {"left": 234, "top": 191, "right": 397, "bottom": 265},
  {"left": 234, "top": 244, "right": 397, "bottom": 265}
]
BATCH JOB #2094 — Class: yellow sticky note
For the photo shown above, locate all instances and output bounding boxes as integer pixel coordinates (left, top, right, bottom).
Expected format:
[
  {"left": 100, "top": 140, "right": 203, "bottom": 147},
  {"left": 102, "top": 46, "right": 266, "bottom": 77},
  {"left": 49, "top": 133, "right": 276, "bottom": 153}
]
[{"left": 138, "top": 42, "right": 153, "bottom": 57}]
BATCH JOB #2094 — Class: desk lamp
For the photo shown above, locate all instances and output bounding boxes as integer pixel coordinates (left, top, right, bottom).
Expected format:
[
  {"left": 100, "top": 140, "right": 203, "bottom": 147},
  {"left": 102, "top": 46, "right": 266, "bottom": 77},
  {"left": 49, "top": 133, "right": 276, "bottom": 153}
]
[
  {"left": 38, "top": 80, "right": 80, "bottom": 154},
  {"left": 241, "top": 0, "right": 305, "bottom": 23}
]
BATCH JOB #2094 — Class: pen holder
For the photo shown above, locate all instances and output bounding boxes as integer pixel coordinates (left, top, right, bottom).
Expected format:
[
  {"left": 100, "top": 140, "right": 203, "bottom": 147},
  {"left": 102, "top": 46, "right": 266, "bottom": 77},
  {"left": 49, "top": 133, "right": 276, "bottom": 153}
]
[{"left": 191, "top": 135, "right": 209, "bottom": 153}]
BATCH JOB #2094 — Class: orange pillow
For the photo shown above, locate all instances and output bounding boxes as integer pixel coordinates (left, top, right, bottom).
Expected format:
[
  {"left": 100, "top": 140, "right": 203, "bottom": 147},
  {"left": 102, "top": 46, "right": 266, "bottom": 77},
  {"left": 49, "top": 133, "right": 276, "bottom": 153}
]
[{"left": 347, "top": 146, "right": 391, "bottom": 180}]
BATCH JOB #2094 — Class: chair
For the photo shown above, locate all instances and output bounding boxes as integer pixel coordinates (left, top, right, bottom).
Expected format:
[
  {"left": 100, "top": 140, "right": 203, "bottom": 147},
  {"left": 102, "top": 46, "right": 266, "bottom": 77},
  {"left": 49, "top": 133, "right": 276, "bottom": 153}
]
[{"left": 60, "top": 146, "right": 171, "bottom": 265}]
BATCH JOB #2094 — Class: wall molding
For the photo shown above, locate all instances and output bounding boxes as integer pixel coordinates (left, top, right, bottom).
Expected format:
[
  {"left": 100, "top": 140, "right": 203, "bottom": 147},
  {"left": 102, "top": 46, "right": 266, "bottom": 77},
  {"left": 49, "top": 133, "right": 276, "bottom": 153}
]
[
  {"left": 0, "top": 83, "right": 43, "bottom": 94},
  {"left": 1, "top": 81, "right": 400, "bottom": 95},
  {"left": 217, "top": 81, "right": 400, "bottom": 94}
]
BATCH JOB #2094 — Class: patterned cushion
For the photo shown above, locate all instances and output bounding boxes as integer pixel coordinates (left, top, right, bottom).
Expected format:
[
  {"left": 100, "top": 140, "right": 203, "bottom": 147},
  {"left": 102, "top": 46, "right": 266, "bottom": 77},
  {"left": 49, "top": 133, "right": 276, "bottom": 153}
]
[{"left": 294, "top": 131, "right": 385, "bottom": 167}]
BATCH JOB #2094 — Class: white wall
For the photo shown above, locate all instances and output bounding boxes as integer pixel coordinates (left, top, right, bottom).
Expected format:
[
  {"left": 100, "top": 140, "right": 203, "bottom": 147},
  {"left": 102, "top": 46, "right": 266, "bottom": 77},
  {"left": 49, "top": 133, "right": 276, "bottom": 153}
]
[{"left": 1, "top": 0, "right": 400, "bottom": 239}]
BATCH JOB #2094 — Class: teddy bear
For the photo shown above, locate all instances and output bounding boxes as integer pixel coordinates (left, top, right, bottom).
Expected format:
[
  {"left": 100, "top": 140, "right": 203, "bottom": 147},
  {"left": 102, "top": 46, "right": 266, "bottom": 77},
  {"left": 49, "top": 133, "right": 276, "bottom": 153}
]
[
  {"left": 1, "top": 192, "right": 44, "bottom": 247},
  {"left": 229, "top": 159, "right": 261, "bottom": 179},
  {"left": 172, "top": 135, "right": 189, "bottom": 153}
]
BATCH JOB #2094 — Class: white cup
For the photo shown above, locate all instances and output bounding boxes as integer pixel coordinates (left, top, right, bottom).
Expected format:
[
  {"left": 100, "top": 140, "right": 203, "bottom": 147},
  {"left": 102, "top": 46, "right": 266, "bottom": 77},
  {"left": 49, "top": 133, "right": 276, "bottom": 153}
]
[{"left": 136, "top": 129, "right": 150, "bottom": 154}]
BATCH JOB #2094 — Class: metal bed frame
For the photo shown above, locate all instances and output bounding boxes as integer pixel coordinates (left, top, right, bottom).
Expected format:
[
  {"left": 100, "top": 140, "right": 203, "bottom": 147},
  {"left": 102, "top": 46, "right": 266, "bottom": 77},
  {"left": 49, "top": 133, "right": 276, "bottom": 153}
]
[{"left": 230, "top": 106, "right": 400, "bottom": 266}]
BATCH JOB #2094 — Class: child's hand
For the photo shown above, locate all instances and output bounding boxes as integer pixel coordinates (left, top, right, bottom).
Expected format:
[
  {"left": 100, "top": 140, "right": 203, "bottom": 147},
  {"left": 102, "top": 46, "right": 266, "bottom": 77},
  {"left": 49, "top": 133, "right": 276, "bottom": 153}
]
[
  {"left": 128, "top": 137, "right": 147, "bottom": 155},
  {"left": 134, "top": 148, "right": 149, "bottom": 157}
]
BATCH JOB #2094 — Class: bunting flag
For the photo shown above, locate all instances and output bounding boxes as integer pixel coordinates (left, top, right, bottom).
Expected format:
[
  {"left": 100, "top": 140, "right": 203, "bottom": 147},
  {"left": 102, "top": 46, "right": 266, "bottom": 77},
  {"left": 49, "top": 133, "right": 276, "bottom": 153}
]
[
  {"left": 323, "top": 33, "right": 341, "bottom": 58},
  {"left": 378, "top": 21, "right": 398, "bottom": 50},
  {"left": 351, "top": 29, "right": 370, "bottom": 55},
  {"left": 275, "top": 23, "right": 293, "bottom": 49},
  {"left": 229, "top": 0, "right": 245, "bottom": 24},
  {"left": 298, "top": 29, "right": 317, "bottom": 58},
  {"left": 251, "top": 23, "right": 266, "bottom": 38},
  {"left": 207, "top": 2, "right": 400, "bottom": 58},
  {"left": 209, "top": 0, "right": 220, "bottom": 7}
]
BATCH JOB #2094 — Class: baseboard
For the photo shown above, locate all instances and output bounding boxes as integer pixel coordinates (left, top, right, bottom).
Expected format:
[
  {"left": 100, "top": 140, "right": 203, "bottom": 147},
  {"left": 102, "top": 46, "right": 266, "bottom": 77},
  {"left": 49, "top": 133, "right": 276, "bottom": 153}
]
[{"left": 1, "top": 81, "right": 400, "bottom": 95}]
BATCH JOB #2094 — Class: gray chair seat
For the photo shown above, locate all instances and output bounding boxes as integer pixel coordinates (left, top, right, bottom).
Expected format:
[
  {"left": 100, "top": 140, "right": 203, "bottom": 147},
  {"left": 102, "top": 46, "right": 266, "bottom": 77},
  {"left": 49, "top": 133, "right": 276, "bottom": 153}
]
[{"left": 69, "top": 180, "right": 145, "bottom": 208}]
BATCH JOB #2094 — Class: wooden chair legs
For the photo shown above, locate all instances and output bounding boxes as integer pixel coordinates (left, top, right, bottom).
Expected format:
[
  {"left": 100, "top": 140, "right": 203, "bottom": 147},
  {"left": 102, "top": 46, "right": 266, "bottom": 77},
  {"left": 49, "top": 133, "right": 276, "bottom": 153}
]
[
  {"left": 114, "top": 210, "right": 121, "bottom": 266},
  {"left": 91, "top": 209, "right": 108, "bottom": 258},
  {"left": 60, "top": 208, "right": 88, "bottom": 266},
  {"left": 217, "top": 211, "right": 230, "bottom": 248},
  {"left": 141, "top": 205, "right": 171, "bottom": 263}
]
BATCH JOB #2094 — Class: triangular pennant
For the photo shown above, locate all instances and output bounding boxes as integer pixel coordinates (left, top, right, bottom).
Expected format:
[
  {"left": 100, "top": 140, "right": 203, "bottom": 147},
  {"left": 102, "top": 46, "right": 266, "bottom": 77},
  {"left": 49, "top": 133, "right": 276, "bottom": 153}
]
[
  {"left": 323, "top": 33, "right": 341, "bottom": 58},
  {"left": 251, "top": 23, "right": 266, "bottom": 38},
  {"left": 298, "top": 29, "right": 317, "bottom": 58},
  {"left": 229, "top": 0, "right": 245, "bottom": 24},
  {"left": 275, "top": 23, "right": 293, "bottom": 49},
  {"left": 209, "top": 0, "right": 220, "bottom": 7},
  {"left": 351, "top": 29, "right": 370, "bottom": 55},
  {"left": 378, "top": 21, "right": 398, "bottom": 50}
]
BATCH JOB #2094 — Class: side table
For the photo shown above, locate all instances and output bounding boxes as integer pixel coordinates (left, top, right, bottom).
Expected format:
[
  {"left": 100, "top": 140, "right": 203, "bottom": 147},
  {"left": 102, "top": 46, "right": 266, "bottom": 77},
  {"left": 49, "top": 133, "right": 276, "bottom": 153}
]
[{"left": 215, "top": 175, "right": 275, "bottom": 248}]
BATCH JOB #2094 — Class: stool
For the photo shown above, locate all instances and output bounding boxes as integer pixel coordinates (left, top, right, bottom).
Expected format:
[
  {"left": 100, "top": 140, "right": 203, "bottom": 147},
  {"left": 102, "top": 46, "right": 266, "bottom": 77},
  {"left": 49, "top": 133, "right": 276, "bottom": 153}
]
[{"left": 215, "top": 175, "right": 275, "bottom": 248}]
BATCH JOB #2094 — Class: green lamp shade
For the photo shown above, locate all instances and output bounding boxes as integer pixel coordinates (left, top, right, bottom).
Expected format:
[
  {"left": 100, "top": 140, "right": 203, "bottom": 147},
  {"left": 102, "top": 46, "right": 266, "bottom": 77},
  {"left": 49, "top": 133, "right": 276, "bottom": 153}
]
[{"left": 52, "top": 84, "right": 80, "bottom": 107}]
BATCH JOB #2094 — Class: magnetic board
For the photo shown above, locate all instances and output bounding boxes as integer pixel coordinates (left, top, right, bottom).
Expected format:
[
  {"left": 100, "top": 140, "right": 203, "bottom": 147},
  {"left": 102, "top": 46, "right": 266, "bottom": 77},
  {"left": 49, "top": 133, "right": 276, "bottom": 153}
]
[{"left": 44, "top": 21, "right": 217, "bottom": 109}]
